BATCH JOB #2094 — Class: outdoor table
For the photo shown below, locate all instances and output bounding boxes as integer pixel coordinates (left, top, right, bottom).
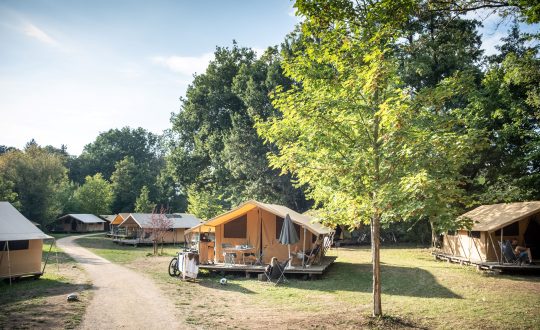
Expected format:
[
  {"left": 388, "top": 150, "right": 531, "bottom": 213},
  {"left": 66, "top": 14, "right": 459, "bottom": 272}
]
[{"left": 223, "top": 246, "right": 255, "bottom": 265}]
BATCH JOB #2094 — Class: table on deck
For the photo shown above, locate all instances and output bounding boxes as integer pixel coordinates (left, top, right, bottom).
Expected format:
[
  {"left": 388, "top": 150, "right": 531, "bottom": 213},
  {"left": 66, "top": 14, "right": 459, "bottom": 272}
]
[{"left": 223, "top": 246, "right": 256, "bottom": 265}]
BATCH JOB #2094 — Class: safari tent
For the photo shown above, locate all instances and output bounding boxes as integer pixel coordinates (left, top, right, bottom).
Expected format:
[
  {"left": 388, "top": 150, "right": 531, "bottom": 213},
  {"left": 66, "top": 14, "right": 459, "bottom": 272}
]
[
  {"left": 442, "top": 202, "right": 540, "bottom": 263},
  {"left": 109, "top": 213, "right": 130, "bottom": 236},
  {"left": 186, "top": 200, "right": 334, "bottom": 265},
  {"left": 0, "top": 202, "right": 52, "bottom": 279},
  {"left": 117, "top": 213, "right": 201, "bottom": 244},
  {"left": 56, "top": 214, "right": 105, "bottom": 232}
]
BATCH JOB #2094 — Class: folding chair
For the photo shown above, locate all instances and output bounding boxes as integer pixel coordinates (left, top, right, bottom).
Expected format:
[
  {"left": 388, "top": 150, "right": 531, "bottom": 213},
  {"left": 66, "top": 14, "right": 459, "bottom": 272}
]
[
  {"left": 264, "top": 258, "right": 291, "bottom": 285},
  {"left": 499, "top": 240, "right": 527, "bottom": 265}
]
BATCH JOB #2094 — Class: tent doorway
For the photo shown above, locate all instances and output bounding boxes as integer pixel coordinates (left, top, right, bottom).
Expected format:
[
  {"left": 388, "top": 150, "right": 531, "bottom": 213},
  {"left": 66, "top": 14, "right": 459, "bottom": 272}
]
[{"left": 524, "top": 218, "right": 540, "bottom": 259}]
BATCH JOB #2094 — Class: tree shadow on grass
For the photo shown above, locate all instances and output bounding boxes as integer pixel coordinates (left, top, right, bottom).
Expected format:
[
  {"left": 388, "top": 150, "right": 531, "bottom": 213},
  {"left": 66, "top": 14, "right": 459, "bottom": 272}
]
[
  {"left": 283, "top": 261, "right": 462, "bottom": 299},
  {"left": 0, "top": 277, "right": 92, "bottom": 305}
]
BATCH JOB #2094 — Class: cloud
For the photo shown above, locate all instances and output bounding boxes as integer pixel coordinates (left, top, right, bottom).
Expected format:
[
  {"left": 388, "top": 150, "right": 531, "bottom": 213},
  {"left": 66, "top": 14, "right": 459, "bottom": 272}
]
[
  {"left": 151, "top": 53, "right": 214, "bottom": 76},
  {"left": 22, "top": 22, "right": 58, "bottom": 46}
]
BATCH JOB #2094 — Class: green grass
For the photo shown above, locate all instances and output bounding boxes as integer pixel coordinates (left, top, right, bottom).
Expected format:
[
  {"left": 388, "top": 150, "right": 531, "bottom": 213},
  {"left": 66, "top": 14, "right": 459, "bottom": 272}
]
[
  {"left": 76, "top": 234, "right": 180, "bottom": 263},
  {"left": 74, "top": 235, "right": 540, "bottom": 329}
]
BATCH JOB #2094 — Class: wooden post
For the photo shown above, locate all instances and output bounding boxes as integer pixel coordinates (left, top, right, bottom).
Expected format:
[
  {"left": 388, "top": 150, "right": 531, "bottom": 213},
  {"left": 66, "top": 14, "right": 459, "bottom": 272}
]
[
  {"left": 302, "top": 227, "right": 306, "bottom": 268},
  {"left": 371, "top": 215, "right": 382, "bottom": 316}
]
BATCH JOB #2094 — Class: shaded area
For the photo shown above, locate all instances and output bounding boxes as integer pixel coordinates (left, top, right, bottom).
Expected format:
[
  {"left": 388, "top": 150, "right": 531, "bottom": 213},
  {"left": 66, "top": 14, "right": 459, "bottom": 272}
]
[{"left": 0, "top": 277, "right": 91, "bottom": 305}]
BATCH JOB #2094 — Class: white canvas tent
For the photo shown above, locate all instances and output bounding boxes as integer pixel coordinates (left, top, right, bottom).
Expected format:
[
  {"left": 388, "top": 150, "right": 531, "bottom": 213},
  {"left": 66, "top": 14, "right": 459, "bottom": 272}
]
[{"left": 0, "top": 202, "right": 53, "bottom": 280}]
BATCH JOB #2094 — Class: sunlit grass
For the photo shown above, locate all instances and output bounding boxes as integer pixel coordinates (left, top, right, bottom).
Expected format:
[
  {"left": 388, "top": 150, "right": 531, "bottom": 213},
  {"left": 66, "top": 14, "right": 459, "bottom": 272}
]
[{"left": 74, "top": 235, "right": 540, "bottom": 329}]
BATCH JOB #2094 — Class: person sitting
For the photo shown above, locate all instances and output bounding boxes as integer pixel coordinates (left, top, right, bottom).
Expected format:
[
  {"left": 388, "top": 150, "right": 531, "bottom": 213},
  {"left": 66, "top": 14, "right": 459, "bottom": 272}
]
[
  {"left": 292, "top": 239, "right": 322, "bottom": 265},
  {"left": 511, "top": 239, "right": 533, "bottom": 264}
]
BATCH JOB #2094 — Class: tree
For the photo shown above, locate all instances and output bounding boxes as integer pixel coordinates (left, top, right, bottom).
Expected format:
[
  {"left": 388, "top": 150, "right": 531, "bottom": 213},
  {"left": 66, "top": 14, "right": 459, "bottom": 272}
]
[
  {"left": 258, "top": 0, "right": 477, "bottom": 316},
  {"left": 73, "top": 127, "right": 163, "bottom": 183},
  {"left": 0, "top": 176, "right": 20, "bottom": 208},
  {"left": 73, "top": 173, "right": 114, "bottom": 214},
  {"left": 111, "top": 156, "right": 147, "bottom": 212},
  {"left": 169, "top": 43, "right": 307, "bottom": 211},
  {"left": 135, "top": 186, "right": 156, "bottom": 213},
  {"left": 0, "top": 143, "right": 69, "bottom": 225},
  {"left": 147, "top": 206, "right": 173, "bottom": 255},
  {"left": 462, "top": 23, "right": 540, "bottom": 203},
  {"left": 186, "top": 185, "right": 226, "bottom": 220}
]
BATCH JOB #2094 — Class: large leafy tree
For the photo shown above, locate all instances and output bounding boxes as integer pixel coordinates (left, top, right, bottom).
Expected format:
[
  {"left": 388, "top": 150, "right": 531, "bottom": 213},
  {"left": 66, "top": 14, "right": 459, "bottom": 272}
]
[
  {"left": 0, "top": 143, "right": 69, "bottom": 225},
  {"left": 135, "top": 185, "right": 156, "bottom": 213},
  {"left": 110, "top": 156, "right": 148, "bottom": 212},
  {"left": 72, "top": 127, "right": 163, "bottom": 183},
  {"left": 169, "top": 43, "right": 306, "bottom": 215},
  {"left": 73, "top": 173, "right": 114, "bottom": 214},
  {"left": 259, "top": 0, "right": 477, "bottom": 316},
  {"left": 463, "top": 23, "right": 540, "bottom": 203}
]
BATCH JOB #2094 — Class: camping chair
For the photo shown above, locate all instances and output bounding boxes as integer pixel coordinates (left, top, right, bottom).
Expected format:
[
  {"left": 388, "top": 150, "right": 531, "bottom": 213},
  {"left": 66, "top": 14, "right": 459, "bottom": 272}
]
[
  {"left": 303, "top": 244, "right": 321, "bottom": 267},
  {"left": 264, "top": 258, "right": 291, "bottom": 285},
  {"left": 499, "top": 240, "right": 527, "bottom": 265}
]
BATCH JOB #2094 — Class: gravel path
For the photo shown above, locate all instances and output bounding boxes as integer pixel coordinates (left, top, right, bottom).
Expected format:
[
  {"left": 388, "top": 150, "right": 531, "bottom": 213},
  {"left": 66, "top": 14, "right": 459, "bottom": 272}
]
[{"left": 57, "top": 235, "right": 182, "bottom": 330}]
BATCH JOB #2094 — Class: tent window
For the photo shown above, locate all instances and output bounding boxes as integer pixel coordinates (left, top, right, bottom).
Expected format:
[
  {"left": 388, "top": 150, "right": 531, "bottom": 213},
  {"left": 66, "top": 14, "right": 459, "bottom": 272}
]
[
  {"left": 494, "top": 222, "right": 519, "bottom": 236},
  {"left": 0, "top": 240, "right": 29, "bottom": 251},
  {"left": 471, "top": 231, "right": 481, "bottom": 238},
  {"left": 275, "top": 216, "right": 300, "bottom": 239},
  {"left": 224, "top": 215, "right": 247, "bottom": 238}
]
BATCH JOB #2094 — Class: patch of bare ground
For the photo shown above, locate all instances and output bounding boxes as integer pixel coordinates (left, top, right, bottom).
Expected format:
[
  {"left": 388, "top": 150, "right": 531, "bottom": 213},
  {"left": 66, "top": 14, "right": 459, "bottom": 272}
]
[{"left": 0, "top": 247, "right": 92, "bottom": 329}]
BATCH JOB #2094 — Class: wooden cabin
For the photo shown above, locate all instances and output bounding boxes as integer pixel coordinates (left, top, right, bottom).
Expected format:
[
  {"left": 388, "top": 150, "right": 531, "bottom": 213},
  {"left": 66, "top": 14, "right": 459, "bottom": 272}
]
[
  {"left": 99, "top": 214, "right": 115, "bottom": 232},
  {"left": 56, "top": 214, "right": 105, "bottom": 232},
  {"left": 186, "top": 200, "right": 334, "bottom": 265},
  {"left": 441, "top": 202, "right": 540, "bottom": 263},
  {"left": 116, "top": 213, "right": 201, "bottom": 245},
  {"left": 0, "top": 202, "right": 52, "bottom": 279}
]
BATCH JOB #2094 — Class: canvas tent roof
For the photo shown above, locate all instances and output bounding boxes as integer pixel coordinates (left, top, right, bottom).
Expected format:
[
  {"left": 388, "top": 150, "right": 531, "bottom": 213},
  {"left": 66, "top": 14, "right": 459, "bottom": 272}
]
[
  {"left": 461, "top": 201, "right": 540, "bottom": 232},
  {"left": 186, "top": 200, "right": 333, "bottom": 235},
  {"left": 0, "top": 202, "right": 52, "bottom": 241},
  {"left": 111, "top": 213, "right": 130, "bottom": 225},
  {"left": 121, "top": 213, "right": 201, "bottom": 229},
  {"left": 58, "top": 214, "right": 105, "bottom": 224},
  {"left": 100, "top": 215, "right": 116, "bottom": 223}
]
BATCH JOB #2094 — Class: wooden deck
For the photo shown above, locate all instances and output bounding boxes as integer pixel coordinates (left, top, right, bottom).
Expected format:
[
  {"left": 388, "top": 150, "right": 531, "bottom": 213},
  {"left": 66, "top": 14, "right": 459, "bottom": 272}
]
[
  {"left": 112, "top": 238, "right": 153, "bottom": 246},
  {"left": 199, "top": 256, "right": 337, "bottom": 277},
  {"left": 433, "top": 252, "right": 540, "bottom": 273}
]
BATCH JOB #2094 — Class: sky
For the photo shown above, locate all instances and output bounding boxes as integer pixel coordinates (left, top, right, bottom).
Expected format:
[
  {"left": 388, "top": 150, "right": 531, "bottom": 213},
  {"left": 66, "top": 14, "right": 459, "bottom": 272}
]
[{"left": 0, "top": 1, "right": 537, "bottom": 155}]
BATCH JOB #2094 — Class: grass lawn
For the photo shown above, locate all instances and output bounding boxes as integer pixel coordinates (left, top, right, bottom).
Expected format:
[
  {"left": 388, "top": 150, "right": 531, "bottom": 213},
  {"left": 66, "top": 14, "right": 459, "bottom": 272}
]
[
  {"left": 77, "top": 235, "right": 540, "bottom": 329},
  {"left": 0, "top": 239, "right": 92, "bottom": 329}
]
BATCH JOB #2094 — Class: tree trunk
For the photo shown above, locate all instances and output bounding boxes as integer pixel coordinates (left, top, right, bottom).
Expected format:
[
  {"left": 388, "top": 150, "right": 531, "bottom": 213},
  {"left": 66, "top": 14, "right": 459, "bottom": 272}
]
[
  {"left": 430, "top": 219, "right": 437, "bottom": 248},
  {"left": 371, "top": 214, "right": 382, "bottom": 317}
]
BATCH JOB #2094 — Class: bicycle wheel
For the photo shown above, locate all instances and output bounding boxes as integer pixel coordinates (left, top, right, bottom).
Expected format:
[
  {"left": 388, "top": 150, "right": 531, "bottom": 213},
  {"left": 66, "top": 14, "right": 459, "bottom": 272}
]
[{"left": 168, "top": 257, "right": 179, "bottom": 277}]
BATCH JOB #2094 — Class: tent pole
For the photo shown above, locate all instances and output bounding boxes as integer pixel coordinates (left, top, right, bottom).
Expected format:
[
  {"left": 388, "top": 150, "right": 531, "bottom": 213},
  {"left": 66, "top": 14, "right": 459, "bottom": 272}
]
[
  {"left": 471, "top": 232, "right": 484, "bottom": 264},
  {"left": 500, "top": 227, "right": 504, "bottom": 265},
  {"left": 42, "top": 238, "right": 54, "bottom": 274},
  {"left": 488, "top": 232, "right": 500, "bottom": 264},
  {"left": 302, "top": 227, "right": 306, "bottom": 269},
  {"left": 7, "top": 241, "right": 12, "bottom": 285}
]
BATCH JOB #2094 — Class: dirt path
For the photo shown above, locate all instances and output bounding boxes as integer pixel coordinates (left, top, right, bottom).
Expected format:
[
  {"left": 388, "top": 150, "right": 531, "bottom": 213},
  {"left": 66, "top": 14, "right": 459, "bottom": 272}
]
[{"left": 57, "top": 235, "right": 182, "bottom": 329}]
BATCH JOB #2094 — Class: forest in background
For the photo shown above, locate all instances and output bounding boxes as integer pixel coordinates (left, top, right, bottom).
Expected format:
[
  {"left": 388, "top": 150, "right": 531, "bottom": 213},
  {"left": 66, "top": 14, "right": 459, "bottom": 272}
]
[{"left": 0, "top": 1, "right": 538, "bottom": 246}]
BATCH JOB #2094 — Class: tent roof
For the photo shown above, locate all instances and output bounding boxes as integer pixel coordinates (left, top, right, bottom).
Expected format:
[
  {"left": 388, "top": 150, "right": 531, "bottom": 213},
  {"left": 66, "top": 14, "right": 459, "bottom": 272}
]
[
  {"left": 58, "top": 214, "right": 105, "bottom": 224},
  {"left": 461, "top": 201, "right": 540, "bottom": 232},
  {"left": 111, "top": 213, "right": 130, "bottom": 225},
  {"left": 120, "top": 213, "right": 201, "bottom": 229},
  {"left": 100, "top": 215, "right": 116, "bottom": 222},
  {"left": 186, "top": 200, "right": 333, "bottom": 235},
  {"left": 0, "top": 202, "right": 52, "bottom": 240}
]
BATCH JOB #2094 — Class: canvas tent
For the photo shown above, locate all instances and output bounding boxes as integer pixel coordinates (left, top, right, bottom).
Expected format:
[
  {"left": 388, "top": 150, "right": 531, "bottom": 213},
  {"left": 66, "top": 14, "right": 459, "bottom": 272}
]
[
  {"left": 442, "top": 202, "right": 540, "bottom": 263},
  {"left": 118, "top": 213, "right": 201, "bottom": 244},
  {"left": 109, "top": 213, "right": 130, "bottom": 236},
  {"left": 186, "top": 200, "right": 334, "bottom": 265},
  {"left": 0, "top": 202, "right": 52, "bottom": 279},
  {"left": 56, "top": 214, "right": 105, "bottom": 232}
]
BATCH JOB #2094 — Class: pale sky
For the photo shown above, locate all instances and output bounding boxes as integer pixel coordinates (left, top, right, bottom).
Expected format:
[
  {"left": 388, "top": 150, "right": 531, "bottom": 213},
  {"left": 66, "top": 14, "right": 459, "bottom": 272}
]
[{"left": 0, "top": 1, "right": 536, "bottom": 155}]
